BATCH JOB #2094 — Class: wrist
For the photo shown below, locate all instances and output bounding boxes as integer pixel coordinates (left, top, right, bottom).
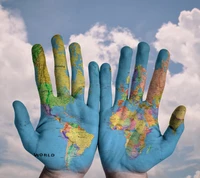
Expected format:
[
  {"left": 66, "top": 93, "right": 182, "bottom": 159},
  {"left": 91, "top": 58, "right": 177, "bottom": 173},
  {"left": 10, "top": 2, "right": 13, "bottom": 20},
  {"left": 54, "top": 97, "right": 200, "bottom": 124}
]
[
  {"left": 39, "top": 167, "right": 85, "bottom": 178},
  {"left": 105, "top": 171, "right": 148, "bottom": 178}
]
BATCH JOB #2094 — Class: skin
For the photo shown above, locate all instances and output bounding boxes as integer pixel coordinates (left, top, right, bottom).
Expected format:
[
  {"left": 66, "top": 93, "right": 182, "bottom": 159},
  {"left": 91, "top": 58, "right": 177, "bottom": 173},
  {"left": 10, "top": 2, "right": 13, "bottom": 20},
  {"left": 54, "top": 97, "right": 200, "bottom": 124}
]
[
  {"left": 13, "top": 37, "right": 186, "bottom": 178},
  {"left": 99, "top": 42, "right": 186, "bottom": 178},
  {"left": 13, "top": 34, "right": 100, "bottom": 178}
]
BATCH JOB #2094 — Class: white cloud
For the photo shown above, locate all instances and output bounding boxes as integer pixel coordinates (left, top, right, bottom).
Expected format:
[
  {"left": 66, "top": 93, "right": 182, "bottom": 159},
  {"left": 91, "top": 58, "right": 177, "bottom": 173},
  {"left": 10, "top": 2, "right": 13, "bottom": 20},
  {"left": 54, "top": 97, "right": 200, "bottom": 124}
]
[
  {"left": 148, "top": 163, "right": 169, "bottom": 178},
  {"left": 84, "top": 150, "right": 105, "bottom": 178},
  {"left": 0, "top": 3, "right": 44, "bottom": 177},
  {"left": 151, "top": 7, "right": 200, "bottom": 176},
  {"left": 153, "top": 7, "right": 200, "bottom": 145},
  {"left": 67, "top": 22, "right": 139, "bottom": 103},
  {"left": 168, "top": 163, "right": 197, "bottom": 172},
  {"left": 186, "top": 171, "right": 200, "bottom": 178},
  {"left": 0, "top": 164, "right": 40, "bottom": 178}
]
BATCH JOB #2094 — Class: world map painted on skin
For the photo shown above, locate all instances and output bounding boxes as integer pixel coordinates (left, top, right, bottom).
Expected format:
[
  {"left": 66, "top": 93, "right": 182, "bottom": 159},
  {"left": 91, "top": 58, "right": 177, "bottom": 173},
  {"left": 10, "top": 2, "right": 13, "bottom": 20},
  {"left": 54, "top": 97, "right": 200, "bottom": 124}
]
[
  {"left": 32, "top": 39, "right": 94, "bottom": 168},
  {"left": 109, "top": 58, "right": 170, "bottom": 158},
  {"left": 99, "top": 44, "right": 186, "bottom": 174},
  {"left": 61, "top": 123, "right": 94, "bottom": 167}
]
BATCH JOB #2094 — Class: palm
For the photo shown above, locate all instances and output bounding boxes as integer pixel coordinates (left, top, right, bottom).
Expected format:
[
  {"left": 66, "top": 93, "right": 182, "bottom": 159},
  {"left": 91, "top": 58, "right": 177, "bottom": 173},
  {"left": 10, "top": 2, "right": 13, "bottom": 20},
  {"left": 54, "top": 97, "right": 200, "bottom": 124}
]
[
  {"left": 99, "top": 43, "right": 186, "bottom": 174},
  {"left": 100, "top": 100, "right": 162, "bottom": 172},
  {"left": 34, "top": 97, "right": 98, "bottom": 172},
  {"left": 13, "top": 35, "right": 100, "bottom": 173}
]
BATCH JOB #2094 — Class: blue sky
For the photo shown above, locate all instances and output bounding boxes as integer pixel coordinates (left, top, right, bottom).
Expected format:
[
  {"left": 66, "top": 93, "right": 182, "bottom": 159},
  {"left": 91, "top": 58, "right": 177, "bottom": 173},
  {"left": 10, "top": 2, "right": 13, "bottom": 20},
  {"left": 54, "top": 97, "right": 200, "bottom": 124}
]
[
  {"left": 3, "top": 0, "right": 196, "bottom": 76},
  {"left": 0, "top": 1, "right": 200, "bottom": 178},
  {"left": 2, "top": 0, "right": 198, "bottom": 45}
]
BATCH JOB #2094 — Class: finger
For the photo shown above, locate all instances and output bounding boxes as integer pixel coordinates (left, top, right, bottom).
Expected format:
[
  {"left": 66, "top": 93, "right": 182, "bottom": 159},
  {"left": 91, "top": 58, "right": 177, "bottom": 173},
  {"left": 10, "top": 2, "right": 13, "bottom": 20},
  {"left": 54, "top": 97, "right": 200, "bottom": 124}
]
[
  {"left": 129, "top": 42, "right": 149, "bottom": 102},
  {"left": 146, "top": 49, "right": 170, "bottom": 108},
  {"left": 161, "top": 105, "right": 186, "bottom": 158},
  {"left": 87, "top": 61, "right": 100, "bottom": 110},
  {"left": 51, "top": 34, "right": 70, "bottom": 97},
  {"left": 114, "top": 46, "right": 133, "bottom": 106},
  {"left": 69, "top": 43, "right": 85, "bottom": 101},
  {"left": 32, "top": 44, "right": 54, "bottom": 105},
  {"left": 13, "top": 100, "right": 38, "bottom": 154},
  {"left": 100, "top": 63, "right": 112, "bottom": 112}
]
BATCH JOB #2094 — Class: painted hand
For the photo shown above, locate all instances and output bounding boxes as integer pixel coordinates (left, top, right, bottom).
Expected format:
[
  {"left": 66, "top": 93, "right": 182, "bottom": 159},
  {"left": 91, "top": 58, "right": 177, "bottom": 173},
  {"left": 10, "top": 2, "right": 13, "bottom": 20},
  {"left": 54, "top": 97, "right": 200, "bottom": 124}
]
[
  {"left": 99, "top": 42, "right": 186, "bottom": 175},
  {"left": 12, "top": 35, "right": 100, "bottom": 175}
]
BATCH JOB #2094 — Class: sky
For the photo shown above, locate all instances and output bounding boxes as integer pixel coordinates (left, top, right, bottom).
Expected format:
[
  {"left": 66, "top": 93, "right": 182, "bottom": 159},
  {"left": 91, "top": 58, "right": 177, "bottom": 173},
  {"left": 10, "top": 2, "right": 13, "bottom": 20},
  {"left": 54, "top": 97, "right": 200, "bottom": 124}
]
[{"left": 0, "top": 0, "right": 200, "bottom": 177}]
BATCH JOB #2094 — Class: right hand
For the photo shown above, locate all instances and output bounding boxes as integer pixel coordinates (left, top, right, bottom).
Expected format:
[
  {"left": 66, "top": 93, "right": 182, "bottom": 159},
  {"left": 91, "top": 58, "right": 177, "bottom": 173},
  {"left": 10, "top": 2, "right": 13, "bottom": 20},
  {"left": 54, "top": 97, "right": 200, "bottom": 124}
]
[{"left": 13, "top": 34, "right": 100, "bottom": 175}]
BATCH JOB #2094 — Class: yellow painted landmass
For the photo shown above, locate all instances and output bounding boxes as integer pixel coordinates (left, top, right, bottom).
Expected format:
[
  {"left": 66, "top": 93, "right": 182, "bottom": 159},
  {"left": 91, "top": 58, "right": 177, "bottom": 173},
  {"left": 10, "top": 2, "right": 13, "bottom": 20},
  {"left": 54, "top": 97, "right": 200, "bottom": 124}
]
[
  {"left": 65, "top": 127, "right": 94, "bottom": 155},
  {"left": 72, "top": 69, "right": 85, "bottom": 95}
]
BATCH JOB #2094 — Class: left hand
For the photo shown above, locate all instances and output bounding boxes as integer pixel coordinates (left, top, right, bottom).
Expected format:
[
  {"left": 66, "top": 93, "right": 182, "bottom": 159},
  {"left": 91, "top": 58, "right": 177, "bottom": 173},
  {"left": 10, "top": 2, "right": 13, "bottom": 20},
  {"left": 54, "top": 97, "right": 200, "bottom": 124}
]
[{"left": 98, "top": 42, "right": 186, "bottom": 176}]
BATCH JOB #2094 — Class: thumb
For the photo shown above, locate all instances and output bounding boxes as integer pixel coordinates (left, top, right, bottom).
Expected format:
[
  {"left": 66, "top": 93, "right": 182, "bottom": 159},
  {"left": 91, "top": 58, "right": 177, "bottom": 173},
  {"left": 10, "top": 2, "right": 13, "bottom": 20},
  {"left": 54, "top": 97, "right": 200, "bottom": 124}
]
[
  {"left": 13, "top": 100, "right": 38, "bottom": 154},
  {"left": 161, "top": 105, "right": 186, "bottom": 158}
]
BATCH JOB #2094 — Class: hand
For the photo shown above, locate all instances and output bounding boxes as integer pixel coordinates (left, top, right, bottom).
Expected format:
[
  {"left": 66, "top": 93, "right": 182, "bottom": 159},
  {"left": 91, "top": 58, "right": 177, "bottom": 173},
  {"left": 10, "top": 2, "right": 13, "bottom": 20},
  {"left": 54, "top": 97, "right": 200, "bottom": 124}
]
[
  {"left": 12, "top": 34, "right": 100, "bottom": 177},
  {"left": 99, "top": 42, "right": 186, "bottom": 177}
]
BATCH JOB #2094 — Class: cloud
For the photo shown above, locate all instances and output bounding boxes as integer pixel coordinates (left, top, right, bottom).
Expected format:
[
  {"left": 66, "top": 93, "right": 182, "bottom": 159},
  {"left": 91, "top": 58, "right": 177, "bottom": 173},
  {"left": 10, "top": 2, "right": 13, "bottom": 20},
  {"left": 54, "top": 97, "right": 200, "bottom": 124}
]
[
  {"left": 168, "top": 163, "right": 197, "bottom": 172},
  {"left": 151, "top": 7, "right": 200, "bottom": 177},
  {"left": 0, "top": 3, "right": 44, "bottom": 177},
  {"left": 148, "top": 163, "right": 169, "bottom": 178},
  {"left": 67, "top": 23, "right": 139, "bottom": 103},
  {"left": 84, "top": 150, "right": 105, "bottom": 178},
  {"left": 153, "top": 7, "right": 200, "bottom": 147},
  {"left": 186, "top": 171, "right": 200, "bottom": 178}
]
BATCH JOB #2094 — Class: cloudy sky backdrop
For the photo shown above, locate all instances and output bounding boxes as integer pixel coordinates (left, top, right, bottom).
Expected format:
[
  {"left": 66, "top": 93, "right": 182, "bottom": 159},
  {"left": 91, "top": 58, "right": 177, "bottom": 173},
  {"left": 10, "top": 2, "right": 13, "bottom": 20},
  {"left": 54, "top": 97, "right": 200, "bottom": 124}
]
[{"left": 0, "top": 0, "right": 200, "bottom": 177}]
